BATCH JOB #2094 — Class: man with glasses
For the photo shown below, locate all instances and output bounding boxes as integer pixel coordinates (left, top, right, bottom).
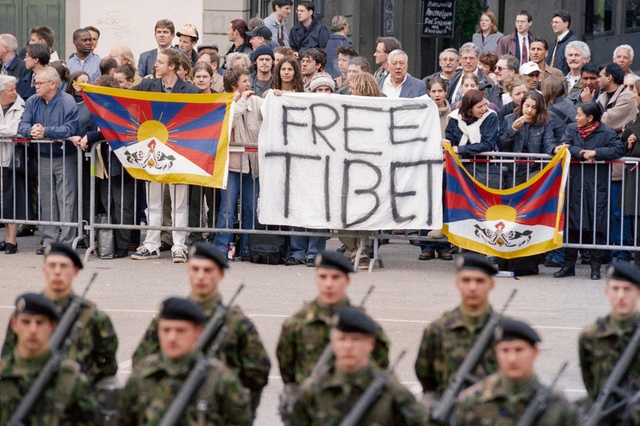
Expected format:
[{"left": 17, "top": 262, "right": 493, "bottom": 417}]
[
  {"left": 422, "top": 48, "right": 459, "bottom": 89},
  {"left": 448, "top": 42, "right": 491, "bottom": 104},
  {"left": 18, "top": 67, "right": 79, "bottom": 252},
  {"left": 486, "top": 54, "right": 519, "bottom": 109}
]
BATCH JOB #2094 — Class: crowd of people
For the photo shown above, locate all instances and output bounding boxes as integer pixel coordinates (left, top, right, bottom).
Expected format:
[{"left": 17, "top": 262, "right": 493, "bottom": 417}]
[{"left": 0, "top": 4, "right": 640, "bottom": 278}]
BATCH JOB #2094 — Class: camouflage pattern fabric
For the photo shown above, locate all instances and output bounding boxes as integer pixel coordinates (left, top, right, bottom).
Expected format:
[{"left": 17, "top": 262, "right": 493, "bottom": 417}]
[
  {"left": 455, "top": 372, "right": 578, "bottom": 425},
  {"left": 131, "top": 292, "right": 271, "bottom": 413},
  {"left": 1, "top": 292, "right": 118, "bottom": 383},
  {"left": 276, "top": 298, "right": 390, "bottom": 385},
  {"left": 291, "top": 362, "right": 427, "bottom": 425},
  {"left": 120, "top": 352, "right": 252, "bottom": 425},
  {"left": 0, "top": 350, "right": 99, "bottom": 425},
  {"left": 415, "top": 306, "right": 499, "bottom": 396},
  {"left": 579, "top": 312, "right": 640, "bottom": 423}
]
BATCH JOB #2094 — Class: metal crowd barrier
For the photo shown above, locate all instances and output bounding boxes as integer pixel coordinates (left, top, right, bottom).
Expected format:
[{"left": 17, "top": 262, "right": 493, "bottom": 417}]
[
  {"left": 0, "top": 138, "right": 85, "bottom": 248},
  {"left": 3, "top": 139, "right": 640, "bottom": 261}
]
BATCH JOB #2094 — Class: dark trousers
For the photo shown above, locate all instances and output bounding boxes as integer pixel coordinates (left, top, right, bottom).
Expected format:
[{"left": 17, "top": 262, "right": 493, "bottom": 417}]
[
  {"left": 564, "top": 229, "right": 604, "bottom": 270},
  {"left": 99, "top": 172, "right": 135, "bottom": 251}
]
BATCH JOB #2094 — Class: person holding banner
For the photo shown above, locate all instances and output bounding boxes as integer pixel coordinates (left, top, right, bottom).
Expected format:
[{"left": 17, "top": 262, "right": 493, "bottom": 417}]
[
  {"left": 442, "top": 89, "right": 500, "bottom": 188},
  {"left": 213, "top": 65, "right": 262, "bottom": 261},
  {"left": 553, "top": 102, "right": 624, "bottom": 279}
]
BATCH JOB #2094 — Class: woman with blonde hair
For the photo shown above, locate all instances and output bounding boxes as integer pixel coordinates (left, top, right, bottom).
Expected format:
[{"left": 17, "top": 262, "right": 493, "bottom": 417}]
[
  {"left": 472, "top": 11, "right": 503, "bottom": 54},
  {"left": 348, "top": 72, "right": 380, "bottom": 97}
]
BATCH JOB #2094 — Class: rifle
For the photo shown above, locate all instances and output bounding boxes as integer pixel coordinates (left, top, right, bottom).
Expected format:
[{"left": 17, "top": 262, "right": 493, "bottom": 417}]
[
  {"left": 159, "top": 284, "right": 244, "bottom": 426},
  {"left": 583, "top": 324, "right": 640, "bottom": 426},
  {"left": 310, "top": 286, "right": 375, "bottom": 377},
  {"left": 338, "top": 349, "right": 407, "bottom": 426},
  {"left": 8, "top": 272, "right": 98, "bottom": 426},
  {"left": 516, "top": 362, "right": 568, "bottom": 426},
  {"left": 430, "top": 289, "right": 517, "bottom": 425}
]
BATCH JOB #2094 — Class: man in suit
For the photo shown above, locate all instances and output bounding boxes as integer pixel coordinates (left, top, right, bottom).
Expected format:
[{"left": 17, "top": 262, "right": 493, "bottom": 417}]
[
  {"left": 546, "top": 10, "right": 580, "bottom": 75},
  {"left": 379, "top": 49, "right": 426, "bottom": 98},
  {"left": 496, "top": 10, "right": 534, "bottom": 65},
  {"left": 137, "top": 19, "right": 175, "bottom": 78},
  {"left": 131, "top": 48, "right": 199, "bottom": 263},
  {"left": 0, "top": 34, "right": 28, "bottom": 84}
]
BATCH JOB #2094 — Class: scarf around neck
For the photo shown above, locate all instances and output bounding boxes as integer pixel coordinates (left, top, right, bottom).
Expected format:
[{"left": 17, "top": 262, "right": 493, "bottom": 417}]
[
  {"left": 448, "top": 109, "right": 493, "bottom": 146},
  {"left": 578, "top": 121, "right": 600, "bottom": 140}
]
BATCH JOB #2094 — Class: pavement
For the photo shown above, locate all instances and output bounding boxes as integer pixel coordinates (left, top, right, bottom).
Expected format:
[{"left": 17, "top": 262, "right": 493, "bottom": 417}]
[{"left": 0, "top": 229, "right": 610, "bottom": 425}]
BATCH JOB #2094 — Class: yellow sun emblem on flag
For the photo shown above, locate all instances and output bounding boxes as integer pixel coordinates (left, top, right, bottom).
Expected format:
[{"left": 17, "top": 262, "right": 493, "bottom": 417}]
[
  {"left": 137, "top": 120, "right": 169, "bottom": 144},
  {"left": 485, "top": 205, "right": 517, "bottom": 222}
]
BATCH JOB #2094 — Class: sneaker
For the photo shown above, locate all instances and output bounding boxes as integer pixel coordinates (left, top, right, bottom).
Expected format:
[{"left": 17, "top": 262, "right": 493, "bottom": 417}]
[
  {"left": 131, "top": 246, "right": 160, "bottom": 260},
  {"left": 172, "top": 249, "right": 188, "bottom": 263}
]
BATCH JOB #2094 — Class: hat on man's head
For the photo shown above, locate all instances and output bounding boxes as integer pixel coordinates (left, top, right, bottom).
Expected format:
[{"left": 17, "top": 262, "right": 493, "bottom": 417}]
[
  {"left": 176, "top": 24, "right": 199, "bottom": 41},
  {"left": 252, "top": 44, "right": 275, "bottom": 63},
  {"left": 15, "top": 292, "right": 60, "bottom": 321},
  {"left": 454, "top": 253, "right": 497, "bottom": 276},
  {"left": 332, "top": 306, "right": 377, "bottom": 336},
  {"left": 160, "top": 297, "right": 207, "bottom": 324},
  {"left": 519, "top": 61, "right": 541, "bottom": 75},
  {"left": 188, "top": 243, "right": 229, "bottom": 269},
  {"left": 197, "top": 44, "right": 219, "bottom": 53},
  {"left": 246, "top": 26, "right": 272, "bottom": 41},
  {"left": 606, "top": 263, "right": 640, "bottom": 288},
  {"left": 45, "top": 243, "right": 83, "bottom": 269},
  {"left": 499, "top": 319, "right": 541, "bottom": 346},
  {"left": 309, "top": 72, "right": 336, "bottom": 93},
  {"left": 315, "top": 251, "right": 354, "bottom": 274}
]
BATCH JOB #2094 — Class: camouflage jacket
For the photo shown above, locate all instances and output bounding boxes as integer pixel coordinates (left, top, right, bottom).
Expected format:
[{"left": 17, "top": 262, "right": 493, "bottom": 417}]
[
  {"left": 131, "top": 292, "right": 271, "bottom": 413},
  {"left": 415, "top": 306, "right": 498, "bottom": 396},
  {"left": 276, "top": 298, "right": 390, "bottom": 385},
  {"left": 0, "top": 350, "right": 98, "bottom": 425},
  {"left": 454, "top": 372, "right": 577, "bottom": 425},
  {"left": 1, "top": 292, "right": 118, "bottom": 383},
  {"left": 120, "top": 352, "right": 252, "bottom": 425},
  {"left": 579, "top": 312, "right": 640, "bottom": 401},
  {"left": 291, "top": 362, "right": 427, "bottom": 425}
]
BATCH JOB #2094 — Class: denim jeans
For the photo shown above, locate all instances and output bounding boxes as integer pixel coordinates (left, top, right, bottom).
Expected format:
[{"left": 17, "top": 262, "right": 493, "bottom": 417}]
[
  {"left": 288, "top": 228, "right": 326, "bottom": 261},
  {"left": 609, "top": 181, "right": 633, "bottom": 261},
  {"left": 418, "top": 229, "right": 451, "bottom": 253},
  {"left": 213, "top": 172, "right": 259, "bottom": 257}
]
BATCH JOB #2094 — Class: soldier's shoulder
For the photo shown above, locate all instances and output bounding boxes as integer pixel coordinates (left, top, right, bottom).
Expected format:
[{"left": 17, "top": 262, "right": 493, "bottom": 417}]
[
  {"left": 427, "top": 307, "right": 460, "bottom": 330},
  {"left": 458, "top": 373, "right": 497, "bottom": 402},
  {"left": 283, "top": 301, "right": 316, "bottom": 327},
  {"left": 132, "top": 353, "right": 164, "bottom": 377},
  {"left": 580, "top": 316, "right": 608, "bottom": 338}
]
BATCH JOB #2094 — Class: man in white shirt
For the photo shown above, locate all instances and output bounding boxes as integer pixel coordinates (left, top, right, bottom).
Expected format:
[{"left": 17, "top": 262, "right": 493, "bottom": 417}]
[
  {"left": 496, "top": 10, "right": 533, "bottom": 66},
  {"left": 379, "top": 50, "right": 426, "bottom": 98},
  {"left": 564, "top": 40, "right": 591, "bottom": 93}
]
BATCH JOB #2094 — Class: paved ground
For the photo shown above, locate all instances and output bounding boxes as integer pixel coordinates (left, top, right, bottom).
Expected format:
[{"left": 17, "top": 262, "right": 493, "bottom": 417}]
[{"left": 0, "top": 229, "right": 610, "bottom": 424}]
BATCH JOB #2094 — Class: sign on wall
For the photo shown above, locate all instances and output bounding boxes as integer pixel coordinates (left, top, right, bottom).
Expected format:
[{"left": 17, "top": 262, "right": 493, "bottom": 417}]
[
  {"left": 422, "top": 0, "right": 456, "bottom": 38},
  {"left": 258, "top": 92, "right": 444, "bottom": 230}
]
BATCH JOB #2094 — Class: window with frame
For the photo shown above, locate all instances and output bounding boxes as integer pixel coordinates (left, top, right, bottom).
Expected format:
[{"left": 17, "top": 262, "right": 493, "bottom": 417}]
[
  {"left": 627, "top": 0, "right": 640, "bottom": 30},
  {"left": 586, "top": 0, "right": 615, "bottom": 34}
]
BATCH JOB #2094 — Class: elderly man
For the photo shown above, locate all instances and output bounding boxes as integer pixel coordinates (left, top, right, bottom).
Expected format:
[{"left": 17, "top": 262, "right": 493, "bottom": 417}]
[
  {"left": 132, "top": 243, "right": 271, "bottom": 415},
  {"left": 580, "top": 263, "right": 640, "bottom": 424},
  {"left": 67, "top": 28, "right": 101, "bottom": 82},
  {"left": 121, "top": 297, "right": 252, "bottom": 424},
  {"left": 0, "top": 292, "right": 98, "bottom": 424},
  {"left": 0, "top": 33, "right": 28, "bottom": 92},
  {"left": 455, "top": 319, "right": 576, "bottom": 424},
  {"left": 448, "top": 42, "right": 491, "bottom": 104},
  {"left": 378, "top": 49, "right": 426, "bottom": 98},
  {"left": 564, "top": 40, "right": 591, "bottom": 92},
  {"left": 17, "top": 67, "right": 79, "bottom": 252},
  {"left": 372, "top": 36, "right": 402, "bottom": 83},
  {"left": 292, "top": 307, "right": 427, "bottom": 424},
  {"left": 613, "top": 44, "right": 635, "bottom": 75},
  {"left": 422, "top": 48, "right": 459, "bottom": 89},
  {"left": 547, "top": 10, "right": 580, "bottom": 75}
]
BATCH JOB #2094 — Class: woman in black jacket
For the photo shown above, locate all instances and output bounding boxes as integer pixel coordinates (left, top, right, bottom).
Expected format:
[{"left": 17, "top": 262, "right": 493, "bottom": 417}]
[{"left": 553, "top": 102, "right": 624, "bottom": 280}]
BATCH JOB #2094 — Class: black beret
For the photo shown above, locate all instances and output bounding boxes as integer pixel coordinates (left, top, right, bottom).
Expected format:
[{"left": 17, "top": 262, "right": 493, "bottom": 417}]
[
  {"left": 499, "top": 319, "right": 541, "bottom": 346},
  {"left": 332, "top": 307, "right": 377, "bottom": 336},
  {"left": 15, "top": 292, "right": 60, "bottom": 321},
  {"left": 315, "top": 251, "right": 354, "bottom": 274},
  {"left": 606, "top": 263, "right": 640, "bottom": 288},
  {"left": 454, "top": 253, "right": 497, "bottom": 276},
  {"left": 45, "top": 243, "right": 83, "bottom": 269},
  {"left": 160, "top": 297, "right": 207, "bottom": 324},
  {"left": 189, "top": 243, "right": 229, "bottom": 269}
]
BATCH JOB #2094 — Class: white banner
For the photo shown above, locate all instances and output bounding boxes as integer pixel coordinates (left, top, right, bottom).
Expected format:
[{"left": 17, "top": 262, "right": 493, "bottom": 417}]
[{"left": 258, "top": 92, "right": 443, "bottom": 230}]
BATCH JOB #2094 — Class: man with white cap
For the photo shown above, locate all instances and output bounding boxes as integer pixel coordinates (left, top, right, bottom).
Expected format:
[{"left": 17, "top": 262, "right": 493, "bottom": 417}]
[{"left": 520, "top": 61, "right": 542, "bottom": 90}]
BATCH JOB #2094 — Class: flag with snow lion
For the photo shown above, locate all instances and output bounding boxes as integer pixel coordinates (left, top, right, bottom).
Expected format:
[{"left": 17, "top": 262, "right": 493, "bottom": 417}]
[
  {"left": 79, "top": 83, "right": 233, "bottom": 188},
  {"left": 442, "top": 145, "right": 570, "bottom": 259}
]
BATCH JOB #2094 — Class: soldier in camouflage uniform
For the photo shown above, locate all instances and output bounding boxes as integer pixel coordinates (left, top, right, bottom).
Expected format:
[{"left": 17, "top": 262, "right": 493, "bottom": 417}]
[
  {"left": 579, "top": 262, "right": 640, "bottom": 424},
  {"left": 276, "top": 252, "right": 390, "bottom": 409},
  {"left": 455, "top": 318, "right": 577, "bottom": 425},
  {"left": 120, "top": 297, "right": 252, "bottom": 425},
  {"left": 131, "top": 243, "right": 270, "bottom": 414},
  {"left": 1, "top": 243, "right": 118, "bottom": 384},
  {"left": 0, "top": 293, "right": 98, "bottom": 425},
  {"left": 415, "top": 253, "right": 500, "bottom": 413},
  {"left": 292, "top": 306, "right": 427, "bottom": 425}
]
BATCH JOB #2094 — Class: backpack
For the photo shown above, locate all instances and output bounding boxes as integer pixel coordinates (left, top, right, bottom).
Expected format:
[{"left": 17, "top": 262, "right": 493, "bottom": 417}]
[{"left": 249, "top": 233, "right": 289, "bottom": 265}]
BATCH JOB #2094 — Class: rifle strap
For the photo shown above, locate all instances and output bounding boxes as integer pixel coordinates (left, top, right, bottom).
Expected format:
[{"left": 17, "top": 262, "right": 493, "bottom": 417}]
[
  {"left": 195, "top": 362, "right": 221, "bottom": 426},
  {"left": 52, "top": 359, "right": 81, "bottom": 424}
]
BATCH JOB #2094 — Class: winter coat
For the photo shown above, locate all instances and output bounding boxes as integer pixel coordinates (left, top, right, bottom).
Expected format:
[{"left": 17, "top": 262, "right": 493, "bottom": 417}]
[{"left": 621, "top": 115, "right": 640, "bottom": 216}]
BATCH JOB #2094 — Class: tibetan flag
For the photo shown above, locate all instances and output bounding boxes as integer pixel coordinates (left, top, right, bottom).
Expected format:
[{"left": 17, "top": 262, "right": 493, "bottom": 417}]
[
  {"left": 79, "top": 83, "right": 232, "bottom": 188},
  {"left": 442, "top": 145, "right": 570, "bottom": 258}
]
